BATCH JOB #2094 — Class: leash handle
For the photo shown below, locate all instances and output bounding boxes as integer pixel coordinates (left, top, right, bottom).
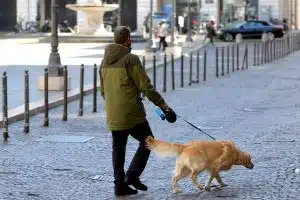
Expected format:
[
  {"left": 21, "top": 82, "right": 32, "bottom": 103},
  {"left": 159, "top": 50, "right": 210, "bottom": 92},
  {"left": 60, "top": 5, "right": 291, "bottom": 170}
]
[{"left": 176, "top": 115, "right": 216, "bottom": 140}]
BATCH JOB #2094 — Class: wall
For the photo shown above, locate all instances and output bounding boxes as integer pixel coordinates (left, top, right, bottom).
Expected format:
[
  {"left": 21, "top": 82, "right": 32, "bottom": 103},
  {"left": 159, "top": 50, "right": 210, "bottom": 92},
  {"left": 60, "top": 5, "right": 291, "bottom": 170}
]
[
  {"left": 0, "top": 0, "right": 17, "bottom": 30},
  {"left": 258, "top": 0, "right": 280, "bottom": 21}
]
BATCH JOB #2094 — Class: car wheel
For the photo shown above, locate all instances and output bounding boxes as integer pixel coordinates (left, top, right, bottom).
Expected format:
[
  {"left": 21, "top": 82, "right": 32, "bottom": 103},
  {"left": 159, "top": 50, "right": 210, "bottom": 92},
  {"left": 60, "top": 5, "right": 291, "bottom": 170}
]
[
  {"left": 224, "top": 33, "right": 233, "bottom": 42},
  {"left": 267, "top": 32, "right": 275, "bottom": 40}
]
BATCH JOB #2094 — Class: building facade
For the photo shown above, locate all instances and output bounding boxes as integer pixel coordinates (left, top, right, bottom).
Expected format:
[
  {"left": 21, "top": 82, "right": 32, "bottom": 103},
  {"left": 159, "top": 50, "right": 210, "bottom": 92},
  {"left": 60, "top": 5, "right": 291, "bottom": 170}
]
[{"left": 1, "top": 0, "right": 299, "bottom": 32}]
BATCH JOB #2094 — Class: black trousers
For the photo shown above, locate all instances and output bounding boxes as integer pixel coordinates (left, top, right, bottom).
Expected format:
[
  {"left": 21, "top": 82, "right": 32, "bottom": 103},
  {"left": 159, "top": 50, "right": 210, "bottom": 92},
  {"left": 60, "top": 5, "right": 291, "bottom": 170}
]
[
  {"left": 112, "top": 121, "right": 154, "bottom": 187},
  {"left": 203, "top": 35, "right": 215, "bottom": 45},
  {"left": 158, "top": 36, "right": 168, "bottom": 50}
]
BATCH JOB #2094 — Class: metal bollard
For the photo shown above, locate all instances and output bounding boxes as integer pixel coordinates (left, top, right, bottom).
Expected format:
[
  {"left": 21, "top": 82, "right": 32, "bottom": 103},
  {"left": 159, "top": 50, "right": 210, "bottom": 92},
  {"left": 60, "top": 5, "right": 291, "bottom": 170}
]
[
  {"left": 163, "top": 54, "right": 167, "bottom": 92},
  {"left": 257, "top": 43, "right": 260, "bottom": 65},
  {"left": 216, "top": 47, "right": 219, "bottom": 78},
  {"left": 180, "top": 52, "right": 184, "bottom": 87},
  {"left": 261, "top": 43, "right": 264, "bottom": 64},
  {"left": 62, "top": 66, "right": 68, "bottom": 121},
  {"left": 242, "top": 46, "right": 245, "bottom": 70},
  {"left": 268, "top": 41, "right": 270, "bottom": 62},
  {"left": 254, "top": 43, "right": 256, "bottom": 66},
  {"left": 272, "top": 40, "right": 275, "bottom": 61},
  {"left": 78, "top": 64, "right": 84, "bottom": 117},
  {"left": 265, "top": 42, "right": 268, "bottom": 63},
  {"left": 93, "top": 64, "right": 97, "bottom": 113},
  {"left": 43, "top": 68, "right": 49, "bottom": 127},
  {"left": 189, "top": 52, "right": 193, "bottom": 85},
  {"left": 232, "top": 45, "right": 235, "bottom": 72},
  {"left": 275, "top": 39, "right": 278, "bottom": 59},
  {"left": 269, "top": 41, "right": 271, "bottom": 62},
  {"left": 236, "top": 44, "right": 239, "bottom": 71},
  {"left": 203, "top": 50, "right": 207, "bottom": 81},
  {"left": 24, "top": 70, "right": 30, "bottom": 133},
  {"left": 246, "top": 44, "right": 248, "bottom": 70},
  {"left": 196, "top": 50, "right": 200, "bottom": 83},
  {"left": 227, "top": 45, "right": 230, "bottom": 74},
  {"left": 221, "top": 47, "right": 224, "bottom": 76},
  {"left": 280, "top": 39, "right": 282, "bottom": 58},
  {"left": 153, "top": 55, "right": 156, "bottom": 89},
  {"left": 2, "top": 72, "right": 9, "bottom": 142},
  {"left": 274, "top": 40, "right": 276, "bottom": 60},
  {"left": 171, "top": 53, "right": 175, "bottom": 90}
]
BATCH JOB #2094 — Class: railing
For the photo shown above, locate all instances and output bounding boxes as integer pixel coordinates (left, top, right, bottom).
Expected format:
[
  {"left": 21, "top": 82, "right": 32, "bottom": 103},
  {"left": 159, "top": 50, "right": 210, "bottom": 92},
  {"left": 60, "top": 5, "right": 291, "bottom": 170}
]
[{"left": 2, "top": 32, "right": 300, "bottom": 143}]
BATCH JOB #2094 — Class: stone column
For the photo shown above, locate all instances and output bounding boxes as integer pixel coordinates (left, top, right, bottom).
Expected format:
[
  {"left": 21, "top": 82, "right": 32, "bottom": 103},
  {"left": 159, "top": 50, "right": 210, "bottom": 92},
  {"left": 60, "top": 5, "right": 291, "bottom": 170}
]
[{"left": 40, "top": 0, "right": 46, "bottom": 29}]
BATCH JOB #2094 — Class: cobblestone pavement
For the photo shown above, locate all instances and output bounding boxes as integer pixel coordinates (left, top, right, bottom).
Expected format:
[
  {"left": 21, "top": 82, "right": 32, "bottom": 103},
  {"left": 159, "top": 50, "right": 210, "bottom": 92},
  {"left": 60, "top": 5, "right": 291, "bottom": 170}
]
[{"left": 1, "top": 44, "right": 300, "bottom": 200}]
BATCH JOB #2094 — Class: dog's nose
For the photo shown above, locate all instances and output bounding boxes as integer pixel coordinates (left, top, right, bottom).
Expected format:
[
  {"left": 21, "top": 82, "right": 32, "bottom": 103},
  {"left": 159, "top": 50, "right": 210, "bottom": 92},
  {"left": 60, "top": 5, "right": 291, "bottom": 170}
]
[{"left": 249, "top": 163, "right": 254, "bottom": 169}]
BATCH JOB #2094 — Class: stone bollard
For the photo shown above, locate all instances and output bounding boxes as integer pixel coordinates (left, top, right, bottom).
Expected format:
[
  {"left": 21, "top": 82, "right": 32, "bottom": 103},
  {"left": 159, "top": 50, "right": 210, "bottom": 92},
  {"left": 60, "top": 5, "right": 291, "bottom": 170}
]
[
  {"left": 236, "top": 34, "right": 243, "bottom": 43},
  {"left": 262, "top": 33, "right": 268, "bottom": 42}
]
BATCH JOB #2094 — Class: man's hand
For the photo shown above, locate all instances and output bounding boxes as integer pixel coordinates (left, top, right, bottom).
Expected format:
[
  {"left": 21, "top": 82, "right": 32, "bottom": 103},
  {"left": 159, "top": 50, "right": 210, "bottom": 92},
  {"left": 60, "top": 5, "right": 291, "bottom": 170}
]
[{"left": 160, "top": 103, "right": 169, "bottom": 111}]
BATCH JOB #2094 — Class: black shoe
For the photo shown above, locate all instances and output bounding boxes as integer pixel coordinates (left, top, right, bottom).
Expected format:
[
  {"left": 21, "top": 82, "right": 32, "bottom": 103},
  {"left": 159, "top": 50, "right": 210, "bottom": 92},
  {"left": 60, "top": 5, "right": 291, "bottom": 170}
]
[
  {"left": 114, "top": 185, "right": 138, "bottom": 196},
  {"left": 126, "top": 179, "right": 148, "bottom": 191}
]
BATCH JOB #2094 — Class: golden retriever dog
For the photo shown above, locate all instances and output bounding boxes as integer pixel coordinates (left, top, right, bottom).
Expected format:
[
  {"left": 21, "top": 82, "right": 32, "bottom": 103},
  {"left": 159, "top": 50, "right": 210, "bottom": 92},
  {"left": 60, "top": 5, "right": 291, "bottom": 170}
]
[{"left": 145, "top": 136, "right": 254, "bottom": 193}]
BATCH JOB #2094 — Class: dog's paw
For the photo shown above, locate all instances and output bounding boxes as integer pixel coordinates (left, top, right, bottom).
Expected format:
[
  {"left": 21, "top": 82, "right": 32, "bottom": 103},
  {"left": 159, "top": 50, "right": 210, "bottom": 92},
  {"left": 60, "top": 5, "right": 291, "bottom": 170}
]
[
  {"left": 204, "top": 186, "right": 211, "bottom": 192},
  {"left": 172, "top": 188, "right": 182, "bottom": 193},
  {"left": 197, "top": 185, "right": 203, "bottom": 190}
]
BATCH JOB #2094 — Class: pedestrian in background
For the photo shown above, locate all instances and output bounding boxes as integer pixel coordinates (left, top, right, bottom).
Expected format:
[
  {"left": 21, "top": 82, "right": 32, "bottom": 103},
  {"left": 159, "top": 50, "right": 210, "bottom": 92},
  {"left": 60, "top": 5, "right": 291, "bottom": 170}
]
[
  {"left": 202, "top": 21, "right": 216, "bottom": 45},
  {"left": 99, "top": 26, "right": 173, "bottom": 197},
  {"left": 157, "top": 21, "right": 168, "bottom": 51}
]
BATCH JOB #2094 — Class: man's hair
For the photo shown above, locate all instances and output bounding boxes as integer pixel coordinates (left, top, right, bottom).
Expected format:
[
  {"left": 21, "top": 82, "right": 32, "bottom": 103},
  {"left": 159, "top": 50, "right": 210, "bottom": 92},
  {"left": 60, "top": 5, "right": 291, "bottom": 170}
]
[{"left": 114, "top": 26, "right": 131, "bottom": 44}]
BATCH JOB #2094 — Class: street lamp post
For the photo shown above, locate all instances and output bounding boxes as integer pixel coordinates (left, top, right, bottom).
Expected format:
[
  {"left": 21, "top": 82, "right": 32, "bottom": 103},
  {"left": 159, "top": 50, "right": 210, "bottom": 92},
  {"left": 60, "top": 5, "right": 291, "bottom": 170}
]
[
  {"left": 186, "top": 0, "right": 193, "bottom": 42},
  {"left": 170, "top": 0, "right": 176, "bottom": 46},
  {"left": 295, "top": 0, "right": 298, "bottom": 29},
  {"left": 244, "top": 0, "right": 249, "bottom": 21},
  {"left": 118, "top": 0, "right": 122, "bottom": 26},
  {"left": 48, "top": 0, "right": 62, "bottom": 77},
  {"left": 146, "top": 0, "right": 154, "bottom": 52},
  {"left": 197, "top": 0, "right": 201, "bottom": 38},
  {"left": 216, "top": 0, "right": 221, "bottom": 29}
]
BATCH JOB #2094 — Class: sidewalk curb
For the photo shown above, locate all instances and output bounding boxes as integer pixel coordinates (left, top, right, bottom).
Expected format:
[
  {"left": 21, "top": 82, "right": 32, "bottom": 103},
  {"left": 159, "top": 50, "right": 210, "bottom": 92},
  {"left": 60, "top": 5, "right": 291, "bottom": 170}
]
[{"left": 0, "top": 41, "right": 203, "bottom": 127}]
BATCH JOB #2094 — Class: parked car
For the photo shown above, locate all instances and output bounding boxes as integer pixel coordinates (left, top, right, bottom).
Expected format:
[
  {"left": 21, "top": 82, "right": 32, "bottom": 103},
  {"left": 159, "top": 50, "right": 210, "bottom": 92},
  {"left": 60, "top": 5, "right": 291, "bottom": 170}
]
[{"left": 217, "top": 20, "right": 284, "bottom": 42}]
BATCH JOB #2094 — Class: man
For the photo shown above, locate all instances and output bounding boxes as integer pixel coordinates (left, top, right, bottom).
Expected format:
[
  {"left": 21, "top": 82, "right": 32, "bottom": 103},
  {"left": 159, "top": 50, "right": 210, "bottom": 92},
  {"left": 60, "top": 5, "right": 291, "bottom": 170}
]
[
  {"left": 157, "top": 21, "right": 168, "bottom": 51},
  {"left": 99, "top": 26, "right": 171, "bottom": 196},
  {"left": 202, "top": 21, "right": 216, "bottom": 45}
]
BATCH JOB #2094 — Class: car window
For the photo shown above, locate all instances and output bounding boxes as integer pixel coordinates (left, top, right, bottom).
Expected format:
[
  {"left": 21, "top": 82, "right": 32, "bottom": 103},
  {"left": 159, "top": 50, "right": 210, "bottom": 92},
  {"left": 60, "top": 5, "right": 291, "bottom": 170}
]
[
  {"left": 243, "top": 22, "right": 257, "bottom": 28},
  {"left": 254, "top": 22, "right": 267, "bottom": 27}
]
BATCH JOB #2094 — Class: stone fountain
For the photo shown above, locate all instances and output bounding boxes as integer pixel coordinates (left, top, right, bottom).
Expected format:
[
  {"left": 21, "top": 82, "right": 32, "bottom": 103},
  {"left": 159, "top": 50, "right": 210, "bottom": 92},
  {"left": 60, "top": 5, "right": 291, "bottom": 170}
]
[{"left": 66, "top": 0, "right": 119, "bottom": 35}]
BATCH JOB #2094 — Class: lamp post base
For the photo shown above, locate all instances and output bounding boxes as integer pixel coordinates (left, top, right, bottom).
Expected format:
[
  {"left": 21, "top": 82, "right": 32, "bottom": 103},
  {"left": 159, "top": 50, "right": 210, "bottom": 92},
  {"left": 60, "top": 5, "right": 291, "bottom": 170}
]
[
  {"left": 38, "top": 76, "right": 72, "bottom": 91},
  {"left": 48, "top": 52, "right": 63, "bottom": 77}
]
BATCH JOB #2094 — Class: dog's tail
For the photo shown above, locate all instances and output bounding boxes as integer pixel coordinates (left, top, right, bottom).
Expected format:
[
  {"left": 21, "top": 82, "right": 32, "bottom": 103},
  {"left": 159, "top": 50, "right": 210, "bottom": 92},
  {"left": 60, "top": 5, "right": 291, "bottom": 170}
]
[{"left": 145, "top": 136, "right": 185, "bottom": 158}]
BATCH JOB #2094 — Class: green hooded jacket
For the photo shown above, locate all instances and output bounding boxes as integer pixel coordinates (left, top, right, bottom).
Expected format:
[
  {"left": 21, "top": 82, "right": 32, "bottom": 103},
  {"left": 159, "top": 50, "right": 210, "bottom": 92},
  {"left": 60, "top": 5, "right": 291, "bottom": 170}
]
[{"left": 100, "top": 44, "right": 166, "bottom": 131}]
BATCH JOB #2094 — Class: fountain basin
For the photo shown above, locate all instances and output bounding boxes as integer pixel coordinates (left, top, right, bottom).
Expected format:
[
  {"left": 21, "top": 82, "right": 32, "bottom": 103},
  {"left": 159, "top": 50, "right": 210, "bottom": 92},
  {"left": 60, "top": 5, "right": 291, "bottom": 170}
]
[{"left": 66, "top": 2, "right": 118, "bottom": 35}]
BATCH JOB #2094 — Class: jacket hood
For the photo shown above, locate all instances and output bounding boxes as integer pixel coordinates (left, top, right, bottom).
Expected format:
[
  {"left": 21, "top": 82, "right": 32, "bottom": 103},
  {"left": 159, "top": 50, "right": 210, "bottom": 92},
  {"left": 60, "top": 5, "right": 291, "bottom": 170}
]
[{"left": 103, "top": 44, "right": 131, "bottom": 65}]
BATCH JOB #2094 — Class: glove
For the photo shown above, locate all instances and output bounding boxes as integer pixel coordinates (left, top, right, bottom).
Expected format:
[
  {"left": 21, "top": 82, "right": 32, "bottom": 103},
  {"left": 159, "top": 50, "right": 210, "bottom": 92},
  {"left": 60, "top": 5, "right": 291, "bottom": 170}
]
[{"left": 162, "top": 107, "right": 177, "bottom": 123}]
